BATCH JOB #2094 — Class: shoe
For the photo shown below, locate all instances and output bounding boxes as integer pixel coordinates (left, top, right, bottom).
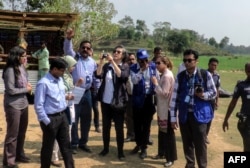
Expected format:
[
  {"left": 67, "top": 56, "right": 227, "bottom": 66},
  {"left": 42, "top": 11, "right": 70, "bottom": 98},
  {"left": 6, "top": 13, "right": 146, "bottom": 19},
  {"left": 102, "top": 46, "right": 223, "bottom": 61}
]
[
  {"left": 99, "top": 149, "right": 109, "bottom": 156},
  {"left": 151, "top": 154, "right": 165, "bottom": 160},
  {"left": 95, "top": 127, "right": 102, "bottom": 133},
  {"left": 79, "top": 145, "right": 92, "bottom": 153},
  {"left": 164, "top": 161, "right": 174, "bottom": 167},
  {"left": 205, "top": 137, "right": 210, "bottom": 144},
  {"left": 139, "top": 149, "right": 147, "bottom": 159},
  {"left": 51, "top": 161, "right": 62, "bottom": 167},
  {"left": 17, "top": 155, "right": 30, "bottom": 161},
  {"left": 118, "top": 153, "right": 125, "bottom": 161},
  {"left": 147, "top": 139, "right": 153, "bottom": 145},
  {"left": 124, "top": 137, "right": 135, "bottom": 142},
  {"left": 3, "top": 164, "right": 18, "bottom": 168},
  {"left": 130, "top": 145, "right": 140, "bottom": 154},
  {"left": 16, "top": 157, "right": 30, "bottom": 163}
]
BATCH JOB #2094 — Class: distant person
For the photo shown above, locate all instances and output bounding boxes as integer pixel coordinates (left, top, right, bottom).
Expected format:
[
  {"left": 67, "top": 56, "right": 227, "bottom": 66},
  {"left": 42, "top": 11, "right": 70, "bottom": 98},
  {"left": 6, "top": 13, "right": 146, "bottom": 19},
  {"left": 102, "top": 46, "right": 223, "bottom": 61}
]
[
  {"left": 223, "top": 63, "right": 250, "bottom": 152},
  {"left": 206, "top": 57, "right": 220, "bottom": 144},
  {"left": 34, "top": 58, "right": 74, "bottom": 168},
  {"left": 64, "top": 28, "right": 97, "bottom": 153},
  {"left": 2, "top": 46, "right": 32, "bottom": 167},
  {"left": 151, "top": 47, "right": 162, "bottom": 62},
  {"left": 151, "top": 56, "right": 177, "bottom": 167},
  {"left": 91, "top": 70, "right": 102, "bottom": 133},
  {"left": 170, "top": 49, "right": 217, "bottom": 168},
  {"left": 32, "top": 41, "right": 50, "bottom": 80},
  {"left": 130, "top": 49, "right": 159, "bottom": 159},
  {"left": 124, "top": 53, "right": 137, "bottom": 142}
]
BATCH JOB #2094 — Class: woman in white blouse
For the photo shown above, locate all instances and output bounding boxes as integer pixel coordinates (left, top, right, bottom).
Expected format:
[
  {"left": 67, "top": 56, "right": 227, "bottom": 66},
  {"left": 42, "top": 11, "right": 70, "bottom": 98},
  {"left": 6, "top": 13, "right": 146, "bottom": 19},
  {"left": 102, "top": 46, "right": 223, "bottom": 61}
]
[{"left": 151, "top": 56, "right": 177, "bottom": 167}]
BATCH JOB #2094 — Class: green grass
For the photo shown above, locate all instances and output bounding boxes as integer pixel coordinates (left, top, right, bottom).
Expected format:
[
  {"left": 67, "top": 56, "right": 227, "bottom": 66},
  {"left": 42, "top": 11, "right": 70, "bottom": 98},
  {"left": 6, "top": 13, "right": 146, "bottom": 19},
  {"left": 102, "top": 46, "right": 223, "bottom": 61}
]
[{"left": 169, "top": 55, "right": 250, "bottom": 72}]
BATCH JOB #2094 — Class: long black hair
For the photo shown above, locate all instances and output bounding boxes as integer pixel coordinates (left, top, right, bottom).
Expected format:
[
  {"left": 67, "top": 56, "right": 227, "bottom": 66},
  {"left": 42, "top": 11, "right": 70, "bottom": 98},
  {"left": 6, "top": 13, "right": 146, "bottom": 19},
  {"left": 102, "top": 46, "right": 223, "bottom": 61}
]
[{"left": 2, "top": 46, "right": 26, "bottom": 81}]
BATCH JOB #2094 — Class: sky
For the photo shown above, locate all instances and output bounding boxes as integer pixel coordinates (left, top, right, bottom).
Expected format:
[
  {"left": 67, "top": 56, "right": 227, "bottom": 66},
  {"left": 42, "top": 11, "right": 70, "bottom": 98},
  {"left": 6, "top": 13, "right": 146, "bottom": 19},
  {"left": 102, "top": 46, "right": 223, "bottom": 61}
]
[{"left": 108, "top": 0, "right": 250, "bottom": 46}]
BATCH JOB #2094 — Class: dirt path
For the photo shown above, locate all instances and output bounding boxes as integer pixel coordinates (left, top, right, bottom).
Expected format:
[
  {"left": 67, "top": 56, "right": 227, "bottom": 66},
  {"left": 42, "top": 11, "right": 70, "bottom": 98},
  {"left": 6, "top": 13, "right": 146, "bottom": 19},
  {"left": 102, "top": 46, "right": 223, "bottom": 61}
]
[{"left": 0, "top": 94, "right": 242, "bottom": 168}]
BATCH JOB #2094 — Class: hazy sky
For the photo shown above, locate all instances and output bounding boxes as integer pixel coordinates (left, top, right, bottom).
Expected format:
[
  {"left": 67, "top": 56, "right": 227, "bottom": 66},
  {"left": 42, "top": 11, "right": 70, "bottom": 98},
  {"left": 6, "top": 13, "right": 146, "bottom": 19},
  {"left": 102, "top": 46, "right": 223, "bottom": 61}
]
[{"left": 109, "top": 0, "right": 250, "bottom": 46}]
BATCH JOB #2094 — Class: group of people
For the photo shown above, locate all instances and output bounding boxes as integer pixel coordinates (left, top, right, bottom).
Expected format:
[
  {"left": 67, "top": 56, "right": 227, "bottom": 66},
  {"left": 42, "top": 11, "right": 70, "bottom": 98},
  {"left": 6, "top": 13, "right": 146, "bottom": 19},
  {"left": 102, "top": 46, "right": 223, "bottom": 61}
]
[{"left": 2, "top": 27, "right": 250, "bottom": 168}]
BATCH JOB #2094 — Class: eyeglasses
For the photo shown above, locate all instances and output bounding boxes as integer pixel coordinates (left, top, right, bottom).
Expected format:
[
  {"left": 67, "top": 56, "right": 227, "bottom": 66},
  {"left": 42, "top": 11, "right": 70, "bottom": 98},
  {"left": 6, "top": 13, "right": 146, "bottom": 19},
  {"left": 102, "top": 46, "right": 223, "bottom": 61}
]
[
  {"left": 113, "top": 50, "right": 122, "bottom": 54},
  {"left": 81, "top": 46, "right": 91, "bottom": 50},
  {"left": 155, "top": 61, "right": 161, "bottom": 65},
  {"left": 183, "top": 59, "right": 195, "bottom": 63}
]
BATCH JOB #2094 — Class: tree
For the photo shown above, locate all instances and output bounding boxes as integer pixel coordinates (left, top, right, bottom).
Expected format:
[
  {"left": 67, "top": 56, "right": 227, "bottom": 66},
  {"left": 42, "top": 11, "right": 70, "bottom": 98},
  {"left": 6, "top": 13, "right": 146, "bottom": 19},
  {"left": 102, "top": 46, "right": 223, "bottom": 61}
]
[
  {"left": 208, "top": 37, "right": 218, "bottom": 48},
  {"left": 135, "top": 19, "right": 149, "bottom": 40},
  {"left": 166, "top": 29, "right": 192, "bottom": 55},
  {"left": 118, "top": 15, "right": 135, "bottom": 39},
  {"left": 152, "top": 21, "right": 171, "bottom": 45},
  {"left": 219, "top": 36, "right": 229, "bottom": 49},
  {"left": 40, "top": 0, "right": 119, "bottom": 45}
]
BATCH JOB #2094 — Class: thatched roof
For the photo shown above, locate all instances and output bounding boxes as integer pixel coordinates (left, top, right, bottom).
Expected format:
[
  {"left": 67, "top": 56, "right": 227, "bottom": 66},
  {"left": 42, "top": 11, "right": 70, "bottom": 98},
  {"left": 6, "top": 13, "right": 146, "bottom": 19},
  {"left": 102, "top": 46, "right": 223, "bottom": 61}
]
[{"left": 0, "top": 9, "right": 78, "bottom": 32}]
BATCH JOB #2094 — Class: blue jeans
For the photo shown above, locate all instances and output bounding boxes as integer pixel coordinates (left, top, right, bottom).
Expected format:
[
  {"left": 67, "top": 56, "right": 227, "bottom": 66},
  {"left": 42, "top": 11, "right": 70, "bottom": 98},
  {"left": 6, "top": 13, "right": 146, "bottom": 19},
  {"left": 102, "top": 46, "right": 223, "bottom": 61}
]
[{"left": 71, "top": 89, "right": 92, "bottom": 147}]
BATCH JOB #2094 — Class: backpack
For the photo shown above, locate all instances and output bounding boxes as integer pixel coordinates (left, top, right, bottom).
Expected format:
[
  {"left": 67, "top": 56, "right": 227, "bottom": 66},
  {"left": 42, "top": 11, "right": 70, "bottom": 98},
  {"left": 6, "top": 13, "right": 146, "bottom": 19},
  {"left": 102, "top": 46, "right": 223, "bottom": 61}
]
[{"left": 178, "top": 68, "right": 207, "bottom": 90}]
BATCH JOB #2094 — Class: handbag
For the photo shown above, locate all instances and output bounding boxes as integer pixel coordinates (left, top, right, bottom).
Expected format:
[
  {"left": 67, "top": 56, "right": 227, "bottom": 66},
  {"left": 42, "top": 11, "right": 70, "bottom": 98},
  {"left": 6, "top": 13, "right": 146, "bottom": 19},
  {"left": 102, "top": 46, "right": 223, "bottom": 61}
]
[
  {"left": 26, "top": 92, "right": 35, "bottom": 105},
  {"left": 110, "top": 96, "right": 127, "bottom": 111}
]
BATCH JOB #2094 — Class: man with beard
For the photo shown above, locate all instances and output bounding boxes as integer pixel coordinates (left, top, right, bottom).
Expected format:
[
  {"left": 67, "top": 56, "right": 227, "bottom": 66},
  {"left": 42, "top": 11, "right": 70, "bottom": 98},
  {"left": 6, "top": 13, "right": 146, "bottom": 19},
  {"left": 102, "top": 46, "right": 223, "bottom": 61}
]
[{"left": 64, "top": 28, "right": 97, "bottom": 154}]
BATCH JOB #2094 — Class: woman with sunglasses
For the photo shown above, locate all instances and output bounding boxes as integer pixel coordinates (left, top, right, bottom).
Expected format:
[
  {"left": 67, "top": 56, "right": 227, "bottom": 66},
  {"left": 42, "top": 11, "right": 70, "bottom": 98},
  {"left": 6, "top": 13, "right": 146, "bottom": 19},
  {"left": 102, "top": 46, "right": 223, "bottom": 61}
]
[
  {"left": 96, "top": 45, "right": 129, "bottom": 161},
  {"left": 151, "top": 56, "right": 177, "bottom": 167},
  {"left": 2, "top": 46, "right": 32, "bottom": 168}
]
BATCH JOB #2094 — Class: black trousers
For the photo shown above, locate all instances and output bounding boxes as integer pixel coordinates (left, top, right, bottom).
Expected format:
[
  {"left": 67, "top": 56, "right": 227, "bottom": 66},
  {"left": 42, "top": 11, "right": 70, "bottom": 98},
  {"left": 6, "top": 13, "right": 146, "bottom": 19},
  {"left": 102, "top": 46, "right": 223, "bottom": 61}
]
[
  {"left": 238, "top": 119, "right": 250, "bottom": 152},
  {"left": 158, "top": 119, "right": 177, "bottom": 162},
  {"left": 125, "top": 95, "right": 135, "bottom": 139},
  {"left": 91, "top": 89, "right": 100, "bottom": 128},
  {"left": 40, "top": 112, "right": 74, "bottom": 168},
  {"left": 133, "top": 95, "right": 155, "bottom": 150},
  {"left": 179, "top": 113, "right": 207, "bottom": 168},
  {"left": 100, "top": 102, "right": 125, "bottom": 155}
]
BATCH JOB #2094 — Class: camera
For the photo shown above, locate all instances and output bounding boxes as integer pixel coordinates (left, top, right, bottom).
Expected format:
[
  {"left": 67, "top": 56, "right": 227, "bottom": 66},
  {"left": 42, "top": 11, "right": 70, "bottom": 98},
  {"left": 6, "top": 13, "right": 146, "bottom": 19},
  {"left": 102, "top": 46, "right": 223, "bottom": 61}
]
[
  {"left": 194, "top": 83, "right": 204, "bottom": 93},
  {"left": 236, "top": 112, "right": 247, "bottom": 122},
  {"left": 102, "top": 53, "right": 108, "bottom": 59}
]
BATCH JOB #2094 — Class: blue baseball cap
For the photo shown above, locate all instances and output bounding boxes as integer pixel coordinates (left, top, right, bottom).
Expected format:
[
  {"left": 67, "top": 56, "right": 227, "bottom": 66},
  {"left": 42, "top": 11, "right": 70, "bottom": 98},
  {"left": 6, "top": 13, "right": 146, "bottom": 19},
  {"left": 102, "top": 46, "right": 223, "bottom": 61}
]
[{"left": 136, "top": 49, "right": 149, "bottom": 59}]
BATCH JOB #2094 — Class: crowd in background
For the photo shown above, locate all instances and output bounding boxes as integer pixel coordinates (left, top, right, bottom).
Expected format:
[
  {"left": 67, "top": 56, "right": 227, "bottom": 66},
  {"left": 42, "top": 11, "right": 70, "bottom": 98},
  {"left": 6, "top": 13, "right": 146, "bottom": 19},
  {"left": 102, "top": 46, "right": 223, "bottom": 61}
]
[{"left": 2, "top": 27, "right": 250, "bottom": 168}]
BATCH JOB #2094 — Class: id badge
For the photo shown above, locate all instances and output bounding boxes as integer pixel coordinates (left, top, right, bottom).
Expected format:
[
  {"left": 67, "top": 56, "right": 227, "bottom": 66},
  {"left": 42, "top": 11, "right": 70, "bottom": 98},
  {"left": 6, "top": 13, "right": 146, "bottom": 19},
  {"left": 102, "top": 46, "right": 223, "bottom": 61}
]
[
  {"left": 184, "top": 95, "right": 190, "bottom": 103},
  {"left": 86, "top": 75, "right": 91, "bottom": 84}
]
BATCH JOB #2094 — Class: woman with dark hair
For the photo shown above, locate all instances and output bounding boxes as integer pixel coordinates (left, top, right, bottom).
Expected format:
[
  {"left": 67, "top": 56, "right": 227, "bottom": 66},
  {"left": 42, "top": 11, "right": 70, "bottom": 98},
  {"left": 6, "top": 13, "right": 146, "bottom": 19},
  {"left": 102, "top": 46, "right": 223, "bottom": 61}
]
[
  {"left": 96, "top": 45, "right": 129, "bottom": 160},
  {"left": 2, "top": 46, "right": 32, "bottom": 168}
]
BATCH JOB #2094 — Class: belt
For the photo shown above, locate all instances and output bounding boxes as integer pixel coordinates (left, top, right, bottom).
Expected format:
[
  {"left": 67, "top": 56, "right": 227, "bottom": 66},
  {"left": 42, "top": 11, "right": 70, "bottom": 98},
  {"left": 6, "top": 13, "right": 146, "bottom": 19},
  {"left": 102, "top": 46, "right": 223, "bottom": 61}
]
[{"left": 47, "top": 110, "right": 65, "bottom": 117}]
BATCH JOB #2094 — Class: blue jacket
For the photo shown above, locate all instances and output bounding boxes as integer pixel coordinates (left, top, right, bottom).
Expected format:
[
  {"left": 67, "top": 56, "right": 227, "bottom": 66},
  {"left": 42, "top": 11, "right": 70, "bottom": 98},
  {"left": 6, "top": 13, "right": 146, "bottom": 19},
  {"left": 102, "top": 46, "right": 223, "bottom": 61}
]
[
  {"left": 177, "top": 70, "right": 214, "bottom": 124},
  {"left": 130, "top": 62, "right": 157, "bottom": 108}
]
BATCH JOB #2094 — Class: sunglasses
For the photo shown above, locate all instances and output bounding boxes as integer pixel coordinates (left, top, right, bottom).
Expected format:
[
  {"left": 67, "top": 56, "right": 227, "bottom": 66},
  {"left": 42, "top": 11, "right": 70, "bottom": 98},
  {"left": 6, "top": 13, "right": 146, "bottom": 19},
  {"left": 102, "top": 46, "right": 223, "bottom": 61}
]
[
  {"left": 155, "top": 61, "right": 161, "bottom": 65},
  {"left": 113, "top": 50, "right": 122, "bottom": 54},
  {"left": 183, "top": 59, "right": 195, "bottom": 63},
  {"left": 81, "top": 46, "right": 91, "bottom": 50},
  {"left": 138, "top": 59, "right": 148, "bottom": 63}
]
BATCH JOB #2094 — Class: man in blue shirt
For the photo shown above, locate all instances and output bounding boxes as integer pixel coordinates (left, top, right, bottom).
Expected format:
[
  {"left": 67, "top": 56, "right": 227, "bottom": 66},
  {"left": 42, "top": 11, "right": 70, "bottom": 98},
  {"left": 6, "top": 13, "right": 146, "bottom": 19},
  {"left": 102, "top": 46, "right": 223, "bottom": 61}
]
[
  {"left": 34, "top": 58, "right": 74, "bottom": 168},
  {"left": 64, "top": 28, "right": 97, "bottom": 153}
]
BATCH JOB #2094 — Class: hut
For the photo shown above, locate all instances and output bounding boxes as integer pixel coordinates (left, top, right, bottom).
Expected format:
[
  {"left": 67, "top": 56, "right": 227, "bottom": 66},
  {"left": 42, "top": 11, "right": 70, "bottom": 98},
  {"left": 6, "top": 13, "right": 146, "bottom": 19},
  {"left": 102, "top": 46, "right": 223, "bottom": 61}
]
[{"left": 0, "top": 9, "right": 78, "bottom": 92}]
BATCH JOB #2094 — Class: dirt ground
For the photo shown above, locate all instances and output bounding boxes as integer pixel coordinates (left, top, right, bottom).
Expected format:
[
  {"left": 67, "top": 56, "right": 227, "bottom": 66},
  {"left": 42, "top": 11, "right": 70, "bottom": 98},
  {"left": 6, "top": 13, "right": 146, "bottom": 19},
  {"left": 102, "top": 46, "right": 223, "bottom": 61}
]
[{"left": 0, "top": 94, "right": 242, "bottom": 168}]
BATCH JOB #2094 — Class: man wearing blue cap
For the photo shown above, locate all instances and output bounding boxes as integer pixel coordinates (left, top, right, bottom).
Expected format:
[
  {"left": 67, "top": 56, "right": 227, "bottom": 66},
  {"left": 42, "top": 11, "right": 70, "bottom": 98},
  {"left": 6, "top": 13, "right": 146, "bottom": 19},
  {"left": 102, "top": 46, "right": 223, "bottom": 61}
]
[{"left": 130, "top": 49, "right": 160, "bottom": 159}]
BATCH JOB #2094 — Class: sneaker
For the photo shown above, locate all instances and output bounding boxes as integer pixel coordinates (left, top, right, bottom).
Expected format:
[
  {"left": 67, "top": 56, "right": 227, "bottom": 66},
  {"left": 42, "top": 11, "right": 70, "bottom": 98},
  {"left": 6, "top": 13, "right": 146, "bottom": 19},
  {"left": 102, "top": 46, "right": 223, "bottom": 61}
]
[
  {"left": 51, "top": 161, "right": 62, "bottom": 167},
  {"left": 164, "top": 161, "right": 174, "bottom": 167},
  {"left": 95, "top": 127, "right": 102, "bottom": 133},
  {"left": 151, "top": 154, "right": 165, "bottom": 160}
]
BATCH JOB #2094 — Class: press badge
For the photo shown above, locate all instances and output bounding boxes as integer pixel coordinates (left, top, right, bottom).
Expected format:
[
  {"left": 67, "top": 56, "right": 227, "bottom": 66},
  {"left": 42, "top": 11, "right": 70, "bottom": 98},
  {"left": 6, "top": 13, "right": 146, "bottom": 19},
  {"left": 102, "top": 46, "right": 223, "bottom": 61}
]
[{"left": 184, "top": 95, "right": 190, "bottom": 103}]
